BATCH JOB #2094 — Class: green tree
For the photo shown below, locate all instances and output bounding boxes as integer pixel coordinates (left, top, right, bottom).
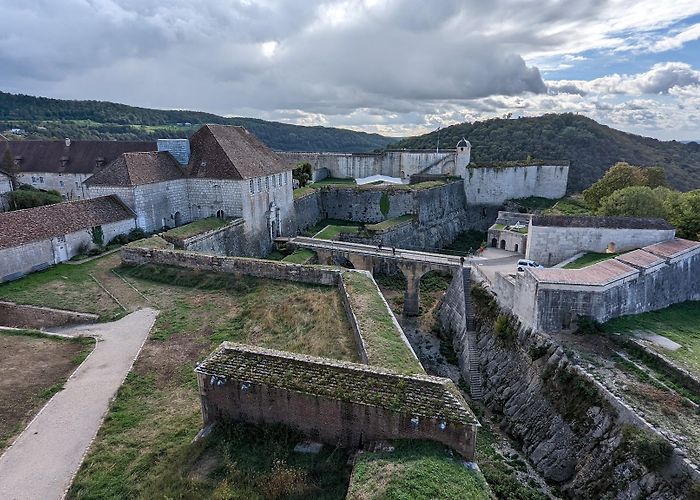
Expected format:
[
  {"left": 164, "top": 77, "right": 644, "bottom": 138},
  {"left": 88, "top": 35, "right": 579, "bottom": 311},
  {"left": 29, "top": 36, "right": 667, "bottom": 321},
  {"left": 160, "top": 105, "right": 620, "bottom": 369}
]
[
  {"left": 583, "top": 162, "right": 641, "bottom": 210},
  {"left": 664, "top": 189, "right": 700, "bottom": 240},
  {"left": 639, "top": 166, "right": 666, "bottom": 188},
  {"left": 597, "top": 186, "right": 667, "bottom": 218},
  {"left": 292, "top": 162, "right": 312, "bottom": 188}
]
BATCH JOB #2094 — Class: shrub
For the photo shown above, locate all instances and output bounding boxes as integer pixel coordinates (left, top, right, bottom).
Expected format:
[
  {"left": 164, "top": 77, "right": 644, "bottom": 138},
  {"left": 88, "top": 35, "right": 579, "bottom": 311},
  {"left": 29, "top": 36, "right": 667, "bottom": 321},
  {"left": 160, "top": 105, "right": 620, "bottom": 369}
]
[
  {"left": 622, "top": 425, "right": 674, "bottom": 470},
  {"left": 379, "top": 192, "right": 390, "bottom": 217},
  {"left": 90, "top": 225, "right": 104, "bottom": 246},
  {"left": 494, "top": 314, "right": 517, "bottom": 342},
  {"left": 575, "top": 316, "right": 602, "bottom": 335}
]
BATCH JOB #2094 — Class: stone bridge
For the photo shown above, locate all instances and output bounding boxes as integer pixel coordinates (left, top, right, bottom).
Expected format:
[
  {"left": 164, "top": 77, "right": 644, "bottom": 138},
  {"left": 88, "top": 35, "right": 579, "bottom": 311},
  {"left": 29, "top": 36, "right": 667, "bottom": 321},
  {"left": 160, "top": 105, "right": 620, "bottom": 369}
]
[{"left": 288, "top": 236, "right": 466, "bottom": 315}]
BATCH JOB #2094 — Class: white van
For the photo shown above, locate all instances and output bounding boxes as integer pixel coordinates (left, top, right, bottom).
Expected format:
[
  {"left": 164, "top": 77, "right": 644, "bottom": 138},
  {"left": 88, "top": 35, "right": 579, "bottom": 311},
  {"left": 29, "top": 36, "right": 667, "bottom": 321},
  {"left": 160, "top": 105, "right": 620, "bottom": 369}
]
[{"left": 517, "top": 259, "right": 543, "bottom": 272}]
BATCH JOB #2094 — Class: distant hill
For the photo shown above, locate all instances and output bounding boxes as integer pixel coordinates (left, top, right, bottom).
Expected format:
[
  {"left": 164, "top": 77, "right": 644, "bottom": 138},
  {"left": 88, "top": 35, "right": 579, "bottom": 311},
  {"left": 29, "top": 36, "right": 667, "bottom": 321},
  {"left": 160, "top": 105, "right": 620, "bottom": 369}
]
[
  {"left": 392, "top": 114, "right": 700, "bottom": 192},
  {"left": 0, "top": 91, "right": 395, "bottom": 153}
]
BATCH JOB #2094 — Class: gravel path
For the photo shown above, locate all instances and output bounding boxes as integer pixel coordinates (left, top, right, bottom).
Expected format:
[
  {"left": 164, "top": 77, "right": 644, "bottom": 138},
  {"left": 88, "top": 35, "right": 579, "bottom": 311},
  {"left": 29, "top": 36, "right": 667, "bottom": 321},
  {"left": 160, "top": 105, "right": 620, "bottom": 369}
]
[{"left": 0, "top": 308, "right": 158, "bottom": 500}]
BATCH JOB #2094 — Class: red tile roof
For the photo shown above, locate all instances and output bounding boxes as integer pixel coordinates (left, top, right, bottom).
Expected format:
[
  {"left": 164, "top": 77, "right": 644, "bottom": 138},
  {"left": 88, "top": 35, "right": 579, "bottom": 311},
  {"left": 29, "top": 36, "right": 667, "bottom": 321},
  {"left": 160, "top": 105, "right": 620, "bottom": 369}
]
[
  {"left": 0, "top": 140, "right": 155, "bottom": 175},
  {"left": 0, "top": 195, "right": 135, "bottom": 250},
  {"left": 85, "top": 151, "right": 185, "bottom": 187},
  {"left": 188, "top": 125, "right": 289, "bottom": 180},
  {"left": 530, "top": 259, "right": 637, "bottom": 286},
  {"left": 643, "top": 238, "right": 700, "bottom": 259},
  {"left": 615, "top": 249, "right": 665, "bottom": 269}
]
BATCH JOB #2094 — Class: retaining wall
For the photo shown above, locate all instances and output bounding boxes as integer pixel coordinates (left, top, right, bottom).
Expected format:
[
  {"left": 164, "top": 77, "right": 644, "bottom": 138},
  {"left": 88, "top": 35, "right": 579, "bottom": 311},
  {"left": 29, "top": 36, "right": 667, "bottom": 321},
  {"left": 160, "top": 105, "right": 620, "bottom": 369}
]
[{"left": 0, "top": 301, "right": 98, "bottom": 329}]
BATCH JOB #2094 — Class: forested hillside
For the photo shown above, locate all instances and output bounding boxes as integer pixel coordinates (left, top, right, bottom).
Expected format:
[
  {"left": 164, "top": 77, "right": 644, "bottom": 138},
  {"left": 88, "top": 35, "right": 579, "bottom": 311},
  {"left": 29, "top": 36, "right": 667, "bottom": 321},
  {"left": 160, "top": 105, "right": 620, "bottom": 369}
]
[
  {"left": 0, "top": 91, "right": 394, "bottom": 153},
  {"left": 392, "top": 114, "right": 700, "bottom": 192}
]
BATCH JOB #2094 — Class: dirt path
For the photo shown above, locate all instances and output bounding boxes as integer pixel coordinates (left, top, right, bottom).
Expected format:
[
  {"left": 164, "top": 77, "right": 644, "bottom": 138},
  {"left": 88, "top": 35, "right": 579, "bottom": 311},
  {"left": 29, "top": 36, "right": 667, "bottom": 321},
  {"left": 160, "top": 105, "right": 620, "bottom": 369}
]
[{"left": 0, "top": 308, "right": 158, "bottom": 500}]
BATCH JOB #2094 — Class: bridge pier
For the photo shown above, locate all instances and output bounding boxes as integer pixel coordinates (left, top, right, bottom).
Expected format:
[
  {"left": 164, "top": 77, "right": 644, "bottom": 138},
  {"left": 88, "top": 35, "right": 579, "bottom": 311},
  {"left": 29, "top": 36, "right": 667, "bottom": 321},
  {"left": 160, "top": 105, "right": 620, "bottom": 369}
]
[
  {"left": 347, "top": 254, "right": 374, "bottom": 274},
  {"left": 397, "top": 261, "right": 432, "bottom": 316},
  {"left": 315, "top": 249, "right": 333, "bottom": 265}
]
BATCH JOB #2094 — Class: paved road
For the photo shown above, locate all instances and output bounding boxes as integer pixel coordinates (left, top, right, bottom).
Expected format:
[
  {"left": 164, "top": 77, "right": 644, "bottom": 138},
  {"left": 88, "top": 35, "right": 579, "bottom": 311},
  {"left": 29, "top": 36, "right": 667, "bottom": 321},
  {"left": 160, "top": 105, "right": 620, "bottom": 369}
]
[{"left": 0, "top": 308, "right": 158, "bottom": 500}]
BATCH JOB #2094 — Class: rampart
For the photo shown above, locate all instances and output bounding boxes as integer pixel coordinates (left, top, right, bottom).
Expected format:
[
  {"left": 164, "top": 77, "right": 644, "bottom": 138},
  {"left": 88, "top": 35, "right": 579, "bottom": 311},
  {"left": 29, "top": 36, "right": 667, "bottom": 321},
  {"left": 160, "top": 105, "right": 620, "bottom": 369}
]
[
  {"left": 495, "top": 238, "right": 700, "bottom": 332},
  {"left": 526, "top": 215, "right": 675, "bottom": 266},
  {"left": 0, "top": 301, "right": 99, "bottom": 329},
  {"left": 161, "top": 219, "right": 249, "bottom": 257},
  {"left": 196, "top": 342, "right": 478, "bottom": 459},
  {"left": 464, "top": 164, "right": 569, "bottom": 205}
]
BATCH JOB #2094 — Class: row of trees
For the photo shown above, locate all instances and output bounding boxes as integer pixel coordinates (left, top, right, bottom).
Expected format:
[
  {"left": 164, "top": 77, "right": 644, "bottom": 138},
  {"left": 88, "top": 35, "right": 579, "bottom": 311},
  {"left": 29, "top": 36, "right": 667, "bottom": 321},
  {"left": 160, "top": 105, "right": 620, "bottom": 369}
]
[{"left": 582, "top": 163, "right": 700, "bottom": 239}]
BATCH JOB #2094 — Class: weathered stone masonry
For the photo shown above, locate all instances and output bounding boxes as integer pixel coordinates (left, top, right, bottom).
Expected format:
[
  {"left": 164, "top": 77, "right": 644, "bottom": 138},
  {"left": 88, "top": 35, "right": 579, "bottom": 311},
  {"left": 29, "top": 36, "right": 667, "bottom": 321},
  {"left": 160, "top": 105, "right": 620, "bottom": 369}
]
[{"left": 196, "top": 342, "right": 478, "bottom": 459}]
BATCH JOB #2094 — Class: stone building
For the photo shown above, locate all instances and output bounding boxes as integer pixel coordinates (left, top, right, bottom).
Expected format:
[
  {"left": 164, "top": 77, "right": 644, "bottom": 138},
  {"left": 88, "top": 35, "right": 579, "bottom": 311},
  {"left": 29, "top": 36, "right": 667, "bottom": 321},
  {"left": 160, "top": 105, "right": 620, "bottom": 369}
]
[
  {"left": 84, "top": 125, "right": 294, "bottom": 255},
  {"left": 526, "top": 215, "right": 676, "bottom": 266},
  {"left": 0, "top": 195, "right": 136, "bottom": 282},
  {"left": 0, "top": 139, "right": 155, "bottom": 200},
  {"left": 196, "top": 342, "right": 478, "bottom": 459},
  {"left": 0, "top": 168, "right": 12, "bottom": 194}
]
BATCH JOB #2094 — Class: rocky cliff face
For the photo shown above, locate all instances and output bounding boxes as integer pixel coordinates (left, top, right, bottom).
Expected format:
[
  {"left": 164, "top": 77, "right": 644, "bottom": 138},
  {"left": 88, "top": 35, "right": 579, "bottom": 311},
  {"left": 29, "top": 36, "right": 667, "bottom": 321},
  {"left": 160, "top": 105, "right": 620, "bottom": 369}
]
[{"left": 451, "top": 288, "right": 695, "bottom": 499}]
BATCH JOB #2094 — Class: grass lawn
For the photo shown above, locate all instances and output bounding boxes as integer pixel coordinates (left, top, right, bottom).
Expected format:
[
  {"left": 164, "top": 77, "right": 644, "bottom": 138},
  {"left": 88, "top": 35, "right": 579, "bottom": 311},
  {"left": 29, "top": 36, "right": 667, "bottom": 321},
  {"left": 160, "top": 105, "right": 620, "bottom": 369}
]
[
  {"left": 604, "top": 301, "right": 700, "bottom": 379},
  {"left": 563, "top": 252, "right": 618, "bottom": 269},
  {"left": 440, "top": 230, "right": 486, "bottom": 256},
  {"left": 365, "top": 214, "right": 416, "bottom": 232},
  {"left": 293, "top": 186, "right": 315, "bottom": 199},
  {"left": 163, "top": 217, "right": 230, "bottom": 240},
  {"left": 282, "top": 249, "right": 316, "bottom": 264},
  {"left": 315, "top": 224, "right": 361, "bottom": 240},
  {"left": 341, "top": 271, "right": 424, "bottom": 375},
  {"left": 346, "top": 440, "right": 489, "bottom": 500},
  {"left": 66, "top": 263, "right": 359, "bottom": 498},
  {"left": 311, "top": 177, "right": 357, "bottom": 187},
  {"left": 543, "top": 196, "right": 592, "bottom": 216},
  {"left": 0, "top": 256, "right": 125, "bottom": 319},
  {"left": 0, "top": 329, "right": 94, "bottom": 451}
]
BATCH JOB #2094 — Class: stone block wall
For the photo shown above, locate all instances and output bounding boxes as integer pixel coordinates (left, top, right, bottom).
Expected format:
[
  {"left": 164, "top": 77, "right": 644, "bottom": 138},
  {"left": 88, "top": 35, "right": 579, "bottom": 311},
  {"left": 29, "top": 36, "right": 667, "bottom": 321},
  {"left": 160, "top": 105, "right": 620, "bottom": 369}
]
[
  {"left": 293, "top": 190, "right": 322, "bottom": 233},
  {"left": 488, "top": 228, "right": 527, "bottom": 253},
  {"left": 526, "top": 225, "right": 675, "bottom": 266},
  {"left": 464, "top": 165, "right": 569, "bottom": 205},
  {"left": 438, "top": 268, "right": 469, "bottom": 337},
  {"left": 0, "top": 301, "right": 98, "bottom": 329},
  {"left": 17, "top": 172, "right": 91, "bottom": 200},
  {"left": 167, "top": 219, "right": 251, "bottom": 257}
]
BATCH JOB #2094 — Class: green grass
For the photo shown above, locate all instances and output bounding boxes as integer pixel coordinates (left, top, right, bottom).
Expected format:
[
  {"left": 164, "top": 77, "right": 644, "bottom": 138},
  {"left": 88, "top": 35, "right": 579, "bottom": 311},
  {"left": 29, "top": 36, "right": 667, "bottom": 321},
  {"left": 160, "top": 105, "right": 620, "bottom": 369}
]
[
  {"left": 293, "top": 186, "right": 315, "bottom": 199},
  {"left": 365, "top": 215, "right": 416, "bottom": 232},
  {"left": 312, "top": 177, "right": 357, "bottom": 187},
  {"left": 0, "top": 257, "right": 123, "bottom": 319},
  {"left": 282, "top": 249, "right": 316, "bottom": 264},
  {"left": 563, "top": 252, "right": 618, "bottom": 269},
  {"left": 127, "top": 235, "right": 172, "bottom": 249},
  {"left": 162, "top": 217, "right": 229, "bottom": 240},
  {"left": 341, "top": 271, "right": 424, "bottom": 375},
  {"left": 604, "top": 301, "right": 700, "bottom": 378},
  {"left": 310, "top": 219, "right": 364, "bottom": 240},
  {"left": 543, "top": 196, "right": 592, "bottom": 216},
  {"left": 512, "top": 196, "right": 559, "bottom": 211},
  {"left": 441, "top": 230, "right": 486, "bottom": 256},
  {"left": 347, "top": 440, "right": 489, "bottom": 500}
]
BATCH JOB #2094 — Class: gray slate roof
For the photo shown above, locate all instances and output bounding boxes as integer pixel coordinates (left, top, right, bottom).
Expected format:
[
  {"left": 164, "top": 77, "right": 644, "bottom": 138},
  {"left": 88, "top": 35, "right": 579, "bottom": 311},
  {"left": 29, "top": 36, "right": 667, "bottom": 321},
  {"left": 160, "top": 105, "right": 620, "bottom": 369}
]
[
  {"left": 0, "top": 195, "right": 135, "bottom": 250},
  {"left": 196, "top": 342, "right": 477, "bottom": 425}
]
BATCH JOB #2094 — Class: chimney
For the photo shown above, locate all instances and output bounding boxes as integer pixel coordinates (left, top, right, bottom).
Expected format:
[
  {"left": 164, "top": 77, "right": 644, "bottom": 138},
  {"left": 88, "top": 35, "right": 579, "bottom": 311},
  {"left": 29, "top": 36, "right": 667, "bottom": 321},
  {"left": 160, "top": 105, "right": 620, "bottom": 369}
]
[
  {"left": 65, "top": 138, "right": 71, "bottom": 147},
  {"left": 157, "top": 139, "right": 191, "bottom": 166}
]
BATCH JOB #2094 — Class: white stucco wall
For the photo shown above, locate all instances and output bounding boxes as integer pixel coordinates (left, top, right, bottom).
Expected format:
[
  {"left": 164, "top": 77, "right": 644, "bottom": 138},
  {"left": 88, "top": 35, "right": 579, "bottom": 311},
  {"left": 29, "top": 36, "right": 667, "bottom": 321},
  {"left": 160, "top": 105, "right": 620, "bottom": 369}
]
[{"left": 0, "top": 173, "right": 12, "bottom": 194}]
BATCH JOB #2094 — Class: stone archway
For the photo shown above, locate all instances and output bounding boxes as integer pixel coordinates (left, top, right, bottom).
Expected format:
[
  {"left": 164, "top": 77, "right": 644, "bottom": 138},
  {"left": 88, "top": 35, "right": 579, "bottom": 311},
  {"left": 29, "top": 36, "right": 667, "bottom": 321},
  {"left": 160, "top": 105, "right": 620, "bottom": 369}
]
[
  {"left": 174, "top": 211, "right": 183, "bottom": 226},
  {"left": 514, "top": 243, "right": 519, "bottom": 253},
  {"left": 500, "top": 240, "right": 506, "bottom": 250},
  {"left": 491, "top": 238, "right": 497, "bottom": 248}
]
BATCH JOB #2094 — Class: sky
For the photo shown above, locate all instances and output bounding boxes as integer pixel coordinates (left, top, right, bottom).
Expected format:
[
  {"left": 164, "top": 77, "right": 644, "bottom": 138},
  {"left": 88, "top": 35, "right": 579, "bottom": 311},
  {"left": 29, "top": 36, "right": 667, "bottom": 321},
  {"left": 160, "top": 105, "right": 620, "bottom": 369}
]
[{"left": 1, "top": 0, "right": 700, "bottom": 140}]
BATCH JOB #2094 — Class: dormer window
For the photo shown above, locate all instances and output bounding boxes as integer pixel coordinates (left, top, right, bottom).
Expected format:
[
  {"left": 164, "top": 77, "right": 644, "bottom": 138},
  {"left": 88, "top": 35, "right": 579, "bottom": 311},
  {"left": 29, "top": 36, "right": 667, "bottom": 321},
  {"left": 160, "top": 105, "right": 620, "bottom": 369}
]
[{"left": 95, "top": 157, "right": 105, "bottom": 169}]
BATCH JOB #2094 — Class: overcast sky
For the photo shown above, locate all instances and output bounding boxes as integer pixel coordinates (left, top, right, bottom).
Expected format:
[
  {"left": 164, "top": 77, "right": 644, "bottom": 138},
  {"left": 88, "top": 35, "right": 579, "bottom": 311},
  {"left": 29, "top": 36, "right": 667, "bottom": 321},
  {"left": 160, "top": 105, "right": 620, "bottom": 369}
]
[{"left": 2, "top": 0, "right": 700, "bottom": 140}]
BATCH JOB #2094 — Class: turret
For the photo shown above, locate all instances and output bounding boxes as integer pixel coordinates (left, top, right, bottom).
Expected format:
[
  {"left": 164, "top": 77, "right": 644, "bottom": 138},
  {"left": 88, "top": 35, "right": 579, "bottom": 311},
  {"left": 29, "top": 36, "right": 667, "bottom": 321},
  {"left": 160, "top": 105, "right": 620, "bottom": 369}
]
[{"left": 454, "top": 138, "right": 471, "bottom": 178}]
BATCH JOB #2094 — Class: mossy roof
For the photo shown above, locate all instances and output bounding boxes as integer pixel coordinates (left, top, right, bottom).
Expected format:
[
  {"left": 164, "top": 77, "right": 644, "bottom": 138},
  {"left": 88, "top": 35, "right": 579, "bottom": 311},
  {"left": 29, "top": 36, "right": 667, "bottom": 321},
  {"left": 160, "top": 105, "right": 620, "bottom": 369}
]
[{"left": 196, "top": 342, "right": 477, "bottom": 425}]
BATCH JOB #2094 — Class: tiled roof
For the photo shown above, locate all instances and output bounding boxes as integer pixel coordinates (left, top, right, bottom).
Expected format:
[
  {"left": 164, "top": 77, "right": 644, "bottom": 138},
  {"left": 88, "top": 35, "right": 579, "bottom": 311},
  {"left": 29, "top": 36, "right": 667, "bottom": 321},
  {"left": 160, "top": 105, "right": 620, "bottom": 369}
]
[
  {"left": 0, "top": 195, "right": 135, "bottom": 250},
  {"left": 0, "top": 140, "right": 155, "bottom": 175},
  {"left": 196, "top": 342, "right": 477, "bottom": 425},
  {"left": 615, "top": 249, "right": 665, "bottom": 269},
  {"left": 84, "top": 151, "right": 185, "bottom": 187},
  {"left": 643, "top": 238, "right": 700, "bottom": 259},
  {"left": 188, "top": 125, "right": 289, "bottom": 180},
  {"left": 531, "top": 215, "right": 674, "bottom": 230},
  {"left": 530, "top": 259, "right": 637, "bottom": 286}
]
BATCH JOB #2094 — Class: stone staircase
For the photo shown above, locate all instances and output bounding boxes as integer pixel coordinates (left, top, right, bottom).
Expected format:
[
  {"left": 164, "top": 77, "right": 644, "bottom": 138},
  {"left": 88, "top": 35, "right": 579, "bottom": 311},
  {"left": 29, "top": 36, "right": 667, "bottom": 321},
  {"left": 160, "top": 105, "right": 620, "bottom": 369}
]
[{"left": 463, "top": 270, "right": 483, "bottom": 401}]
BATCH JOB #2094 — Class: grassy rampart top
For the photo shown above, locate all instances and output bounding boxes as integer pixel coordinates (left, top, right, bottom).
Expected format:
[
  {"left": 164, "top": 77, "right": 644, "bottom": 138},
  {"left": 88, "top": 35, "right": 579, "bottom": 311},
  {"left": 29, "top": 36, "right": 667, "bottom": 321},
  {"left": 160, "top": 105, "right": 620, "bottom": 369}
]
[
  {"left": 341, "top": 271, "right": 424, "bottom": 375},
  {"left": 162, "top": 217, "right": 232, "bottom": 240}
]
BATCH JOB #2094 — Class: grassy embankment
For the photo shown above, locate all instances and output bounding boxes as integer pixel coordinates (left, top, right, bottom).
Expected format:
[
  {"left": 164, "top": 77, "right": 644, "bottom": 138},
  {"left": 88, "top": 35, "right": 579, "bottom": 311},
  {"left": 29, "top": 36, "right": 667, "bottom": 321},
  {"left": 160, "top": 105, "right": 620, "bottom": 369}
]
[
  {"left": 563, "top": 252, "right": 618, "bottom": 269},
  {"left": 162, "top": 217, "right": 230, "bottom": 240}
]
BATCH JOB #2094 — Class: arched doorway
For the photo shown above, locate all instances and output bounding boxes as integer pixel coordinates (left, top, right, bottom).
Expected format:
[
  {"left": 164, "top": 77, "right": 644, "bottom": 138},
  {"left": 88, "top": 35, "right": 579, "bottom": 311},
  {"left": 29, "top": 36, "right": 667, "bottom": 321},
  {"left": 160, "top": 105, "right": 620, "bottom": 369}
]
[
  {"left": 607, "top": 242, "right": 616, "bottom": 253},
  {"left": 267, "top": 202, "right": 281, "bottom": 239},
  {"left": 514, "top": 243, "right": 519, "bottom": 253},
  {"left": 174, "top": 211, "right": 182, "bottom": 226},
  {"left": 491, "top": 238, "right": 497, "bottom": 248},
  {"left": 216, "top": 209, "right": 224, "bottom": 219},
  {"left": 500, "top": 240, "right": 506, "bottom": 250}
]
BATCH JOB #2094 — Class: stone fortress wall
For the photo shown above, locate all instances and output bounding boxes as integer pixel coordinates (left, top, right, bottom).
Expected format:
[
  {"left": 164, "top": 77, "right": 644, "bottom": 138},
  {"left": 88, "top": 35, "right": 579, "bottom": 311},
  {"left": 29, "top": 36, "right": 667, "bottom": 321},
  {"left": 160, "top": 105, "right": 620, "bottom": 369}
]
[{"left": 526, "top": 215, "right": 676, "bottom": 266}]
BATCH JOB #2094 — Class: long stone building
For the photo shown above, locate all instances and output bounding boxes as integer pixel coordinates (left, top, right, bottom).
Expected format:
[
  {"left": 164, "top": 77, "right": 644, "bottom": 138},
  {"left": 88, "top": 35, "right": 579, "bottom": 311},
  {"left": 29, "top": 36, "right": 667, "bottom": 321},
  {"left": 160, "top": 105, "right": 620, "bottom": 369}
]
[{"left": 0, "top": 196, "right": 136, "bottom": 282}]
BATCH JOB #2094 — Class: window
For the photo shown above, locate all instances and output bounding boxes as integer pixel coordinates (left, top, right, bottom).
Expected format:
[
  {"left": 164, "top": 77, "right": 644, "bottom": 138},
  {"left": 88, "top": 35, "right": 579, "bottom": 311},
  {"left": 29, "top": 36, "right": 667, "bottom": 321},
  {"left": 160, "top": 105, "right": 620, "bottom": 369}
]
[
  {"left": 75, "top": 182, "right": 79, "bottom": 188},
  {"left": 265, "top": 176, "right": 270, "bottom": 191},
  {"left": 39, "top": 176, "right": 44, "bottom": 183},
  {"left": 257, "top": 178, "right": 262, "bottom": 192},
  {"left": 250, "top": 179, "right": 254, "bottom": 194},
  {"left": 31, "top": 176, "right": 36, "bottom": 183},
  {"left": 59, "top": 180, "right": 64, "bottom": 187},
  {"left": 285, "top": 172, "right": 288, "bottom": 184}
]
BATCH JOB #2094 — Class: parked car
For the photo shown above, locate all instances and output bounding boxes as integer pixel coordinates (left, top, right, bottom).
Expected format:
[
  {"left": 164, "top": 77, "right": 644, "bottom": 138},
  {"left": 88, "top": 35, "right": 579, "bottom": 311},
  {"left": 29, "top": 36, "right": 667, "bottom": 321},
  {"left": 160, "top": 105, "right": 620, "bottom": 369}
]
[{"left": 517, "top": 259, "right": 543, "bottom": 271}]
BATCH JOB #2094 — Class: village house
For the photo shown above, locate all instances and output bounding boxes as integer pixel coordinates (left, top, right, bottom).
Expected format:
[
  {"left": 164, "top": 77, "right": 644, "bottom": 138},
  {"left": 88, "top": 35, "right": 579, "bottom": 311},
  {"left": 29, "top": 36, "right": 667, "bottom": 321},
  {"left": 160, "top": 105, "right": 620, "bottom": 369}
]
[{"left": 0, "top": 195, "right": 136, "bottom": 282}]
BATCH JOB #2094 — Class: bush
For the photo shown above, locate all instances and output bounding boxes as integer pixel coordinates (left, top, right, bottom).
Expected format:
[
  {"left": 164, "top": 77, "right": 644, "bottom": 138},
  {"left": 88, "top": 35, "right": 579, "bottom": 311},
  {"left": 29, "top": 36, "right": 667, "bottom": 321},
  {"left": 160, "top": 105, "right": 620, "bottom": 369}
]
[
  {"left": 575, "top": 316, "right": 602, "bottom": 335},
  {"left": 622, "top": 425, "right": 674, "bottom": 470},
  {"left": 8, "top": 185, "right": 63, "bottom": 210},
  {"left": 494, "top": 314, "right": 517, "bottom": 342}
]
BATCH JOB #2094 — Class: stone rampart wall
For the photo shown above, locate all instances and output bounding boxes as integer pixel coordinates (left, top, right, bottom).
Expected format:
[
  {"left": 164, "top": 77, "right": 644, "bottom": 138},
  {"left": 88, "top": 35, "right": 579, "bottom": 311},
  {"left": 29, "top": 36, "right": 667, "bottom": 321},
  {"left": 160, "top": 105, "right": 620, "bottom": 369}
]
[
  {"left": 337, "top": 278, "right": 369, "bottom": 364},
  {"left": 120, "top": 246, "right": 340, "bottom": 286},
  {"left": 293, "top": 190, "right": 323, "bottom": 232},
  {"left": 464, "top": 165, "right": 569, "bottom": 205},
  {"left": 438, "top": 268, "right": 468, "bottom": 337},
  {"left": 526, "top": 225, "right": 675, "bottom": 266},
  {"left": 198, "top": 373, "right": 475, "bottom": 459},
  {"left": 168, "top": 220, "right": 249, "bottom": 257},
  {"left": 0, "top": 301, "right": 99, "bottom": 329}
]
